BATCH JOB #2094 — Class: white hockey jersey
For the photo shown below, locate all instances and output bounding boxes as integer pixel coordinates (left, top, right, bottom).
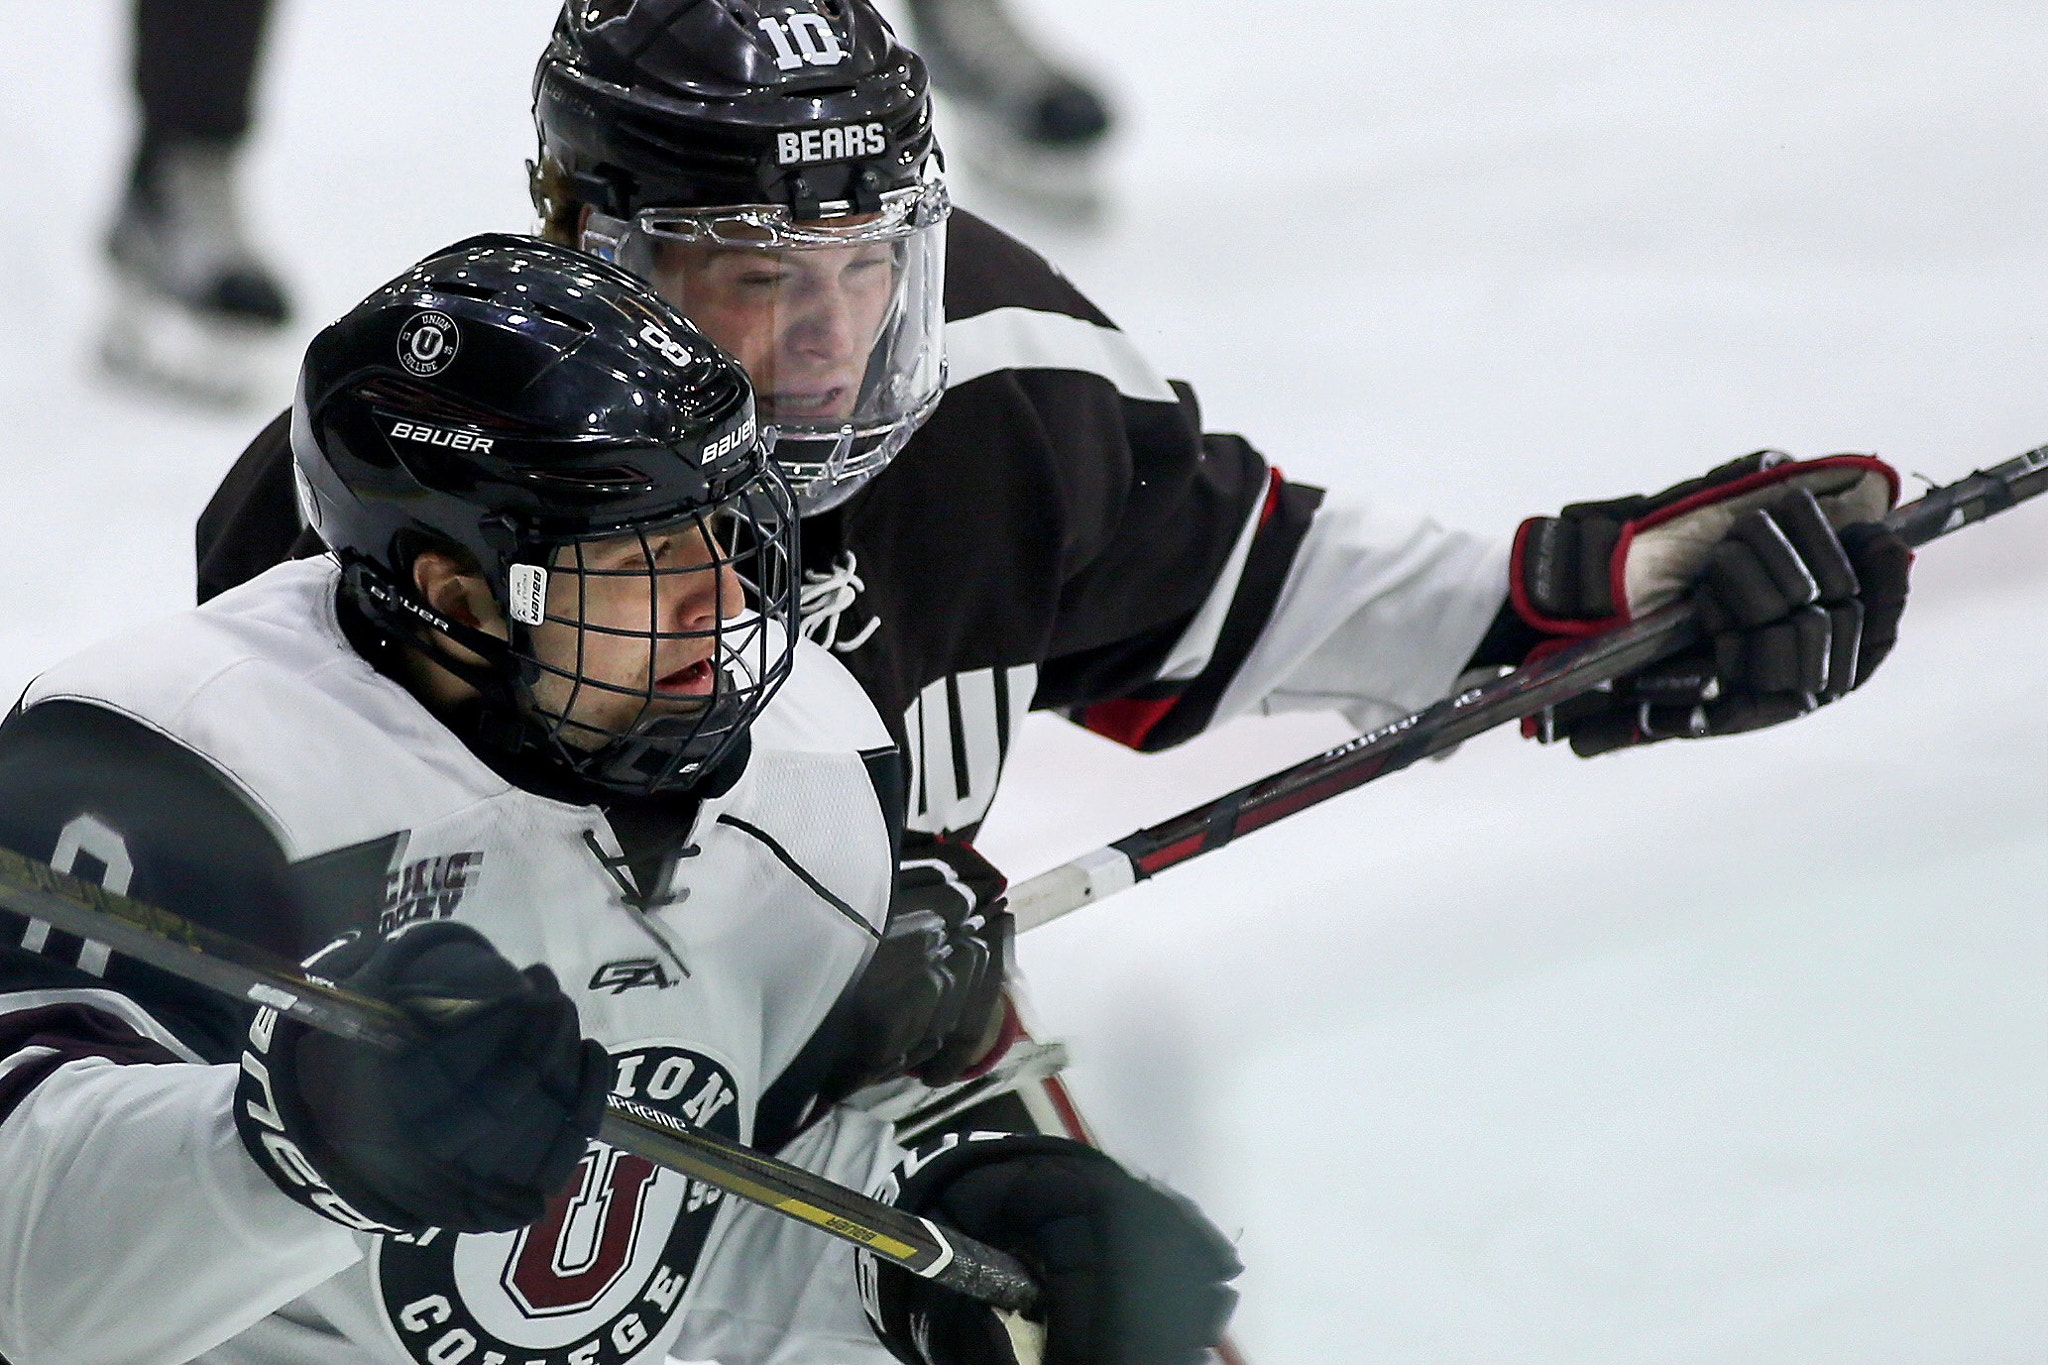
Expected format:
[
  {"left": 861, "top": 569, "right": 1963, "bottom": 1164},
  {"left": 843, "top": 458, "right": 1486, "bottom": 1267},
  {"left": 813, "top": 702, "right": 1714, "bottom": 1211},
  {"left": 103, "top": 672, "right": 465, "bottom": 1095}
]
[{"left": 0, "top": 557, "right": 906, "bottom": 1365}]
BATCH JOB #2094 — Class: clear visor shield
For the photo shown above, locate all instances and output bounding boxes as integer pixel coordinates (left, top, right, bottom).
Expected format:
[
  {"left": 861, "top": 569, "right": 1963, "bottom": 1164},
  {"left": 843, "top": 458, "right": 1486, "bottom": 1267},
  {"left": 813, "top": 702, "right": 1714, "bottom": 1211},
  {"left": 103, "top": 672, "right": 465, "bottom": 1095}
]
[
  {"left": 506, "top": 472, "right": 799, "bottom": 794},
  {"left": 581, "top": 183, "right": 949, "bottom": 515}
]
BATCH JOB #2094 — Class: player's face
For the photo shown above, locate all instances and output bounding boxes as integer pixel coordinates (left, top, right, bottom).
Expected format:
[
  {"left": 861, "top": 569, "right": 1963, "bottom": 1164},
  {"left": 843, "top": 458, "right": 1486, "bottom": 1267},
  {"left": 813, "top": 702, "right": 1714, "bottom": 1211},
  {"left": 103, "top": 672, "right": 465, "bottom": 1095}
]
[
  {"left": 644, "top": 240, "right": 897, "bottom": 425},
  {"left": 525, "top": 520, "right": 746, "bottom": 746}
]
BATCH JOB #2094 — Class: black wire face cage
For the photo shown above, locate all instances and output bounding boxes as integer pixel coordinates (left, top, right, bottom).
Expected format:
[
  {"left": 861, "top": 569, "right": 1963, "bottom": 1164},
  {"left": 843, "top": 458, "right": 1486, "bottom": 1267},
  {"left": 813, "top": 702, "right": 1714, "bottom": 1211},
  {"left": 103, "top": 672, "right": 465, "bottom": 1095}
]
[{"left": 506, "top": 474, "right": 799, "bottom": 797}]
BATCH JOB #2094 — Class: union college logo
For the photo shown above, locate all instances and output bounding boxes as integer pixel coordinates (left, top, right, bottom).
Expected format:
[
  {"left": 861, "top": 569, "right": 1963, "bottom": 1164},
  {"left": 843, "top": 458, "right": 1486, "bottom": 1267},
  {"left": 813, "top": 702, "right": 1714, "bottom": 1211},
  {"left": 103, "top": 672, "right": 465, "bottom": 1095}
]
[{"left": 377, "top": 1045, "right": 741, "bottom": 1365}]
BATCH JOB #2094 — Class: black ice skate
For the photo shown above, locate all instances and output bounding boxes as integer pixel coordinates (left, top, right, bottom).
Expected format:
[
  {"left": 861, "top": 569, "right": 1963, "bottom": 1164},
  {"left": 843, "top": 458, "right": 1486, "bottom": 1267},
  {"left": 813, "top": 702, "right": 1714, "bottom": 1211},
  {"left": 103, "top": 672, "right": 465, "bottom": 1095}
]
[
  {"left": 100, "top": 140, "right": 293, "bottom": 406},
  {"left": 904, "top": 0, "right": 1114, "bottom": 216}
]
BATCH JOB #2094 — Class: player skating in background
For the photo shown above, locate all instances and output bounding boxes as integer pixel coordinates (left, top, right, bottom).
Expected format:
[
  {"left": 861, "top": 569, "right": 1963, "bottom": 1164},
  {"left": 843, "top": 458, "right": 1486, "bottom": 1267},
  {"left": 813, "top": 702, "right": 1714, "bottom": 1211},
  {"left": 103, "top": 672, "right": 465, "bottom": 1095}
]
[
  {"left": 189, "top": 0, "right": 1915, "bottom": 1304},
  {"left": 101, "top": 0, "right": 292, "bottom": 403},
  {"left": 902, "top": 0, "right": 1115, "bottom": 213},
  {"left": 0, "top": 236, "right": 1238, "bottom": 1365}
]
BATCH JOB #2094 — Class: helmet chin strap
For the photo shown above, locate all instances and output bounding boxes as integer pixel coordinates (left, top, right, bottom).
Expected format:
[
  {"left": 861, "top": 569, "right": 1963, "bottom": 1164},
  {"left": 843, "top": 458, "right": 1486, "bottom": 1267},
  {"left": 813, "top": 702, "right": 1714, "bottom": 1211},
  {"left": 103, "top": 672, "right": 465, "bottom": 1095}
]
[{"left": 342, "top": 555, "right": 527, "bottom": 701}]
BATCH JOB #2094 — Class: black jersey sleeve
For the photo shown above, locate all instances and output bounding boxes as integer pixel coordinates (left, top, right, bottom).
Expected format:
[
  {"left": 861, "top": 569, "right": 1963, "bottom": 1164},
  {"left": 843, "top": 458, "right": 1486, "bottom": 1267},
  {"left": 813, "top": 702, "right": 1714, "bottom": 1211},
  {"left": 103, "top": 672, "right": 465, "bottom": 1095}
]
[
  {"left": 0, "top": 700, "right": 382, "bottom": 1113},
  {"left": 939, "top": 212, "right": 1327, "bottom": 750},
  {"left": 195, "top": 407, "right": 315, "bottom": 604}
]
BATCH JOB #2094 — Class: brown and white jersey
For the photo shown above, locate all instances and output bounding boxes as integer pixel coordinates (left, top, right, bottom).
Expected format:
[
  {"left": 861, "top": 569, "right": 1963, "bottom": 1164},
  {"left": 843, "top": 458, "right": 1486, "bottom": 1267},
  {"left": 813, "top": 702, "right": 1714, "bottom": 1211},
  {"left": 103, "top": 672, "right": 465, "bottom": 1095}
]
[{"left": 0, "top": 558, "right": 903, "bottom": 1365}]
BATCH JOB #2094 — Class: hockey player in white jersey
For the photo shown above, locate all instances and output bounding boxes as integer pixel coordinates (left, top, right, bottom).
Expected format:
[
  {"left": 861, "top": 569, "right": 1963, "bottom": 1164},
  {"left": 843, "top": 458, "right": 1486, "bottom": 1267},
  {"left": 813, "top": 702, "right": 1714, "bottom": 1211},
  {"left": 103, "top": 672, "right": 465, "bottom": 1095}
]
[{"left": 0, "top": 236, "right": 1239, "bottom": 1365}]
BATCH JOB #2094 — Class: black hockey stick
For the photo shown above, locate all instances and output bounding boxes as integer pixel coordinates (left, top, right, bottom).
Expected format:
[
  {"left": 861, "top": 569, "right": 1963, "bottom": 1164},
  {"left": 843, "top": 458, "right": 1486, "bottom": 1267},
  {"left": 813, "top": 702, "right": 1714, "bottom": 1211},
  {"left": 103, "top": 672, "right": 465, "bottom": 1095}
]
[
  {"left": 0, "top": 844, "right": 1039, "bottom": 1316},
  {"left": 1009, "top": 444, "right": 2048, "bottom": 932}
]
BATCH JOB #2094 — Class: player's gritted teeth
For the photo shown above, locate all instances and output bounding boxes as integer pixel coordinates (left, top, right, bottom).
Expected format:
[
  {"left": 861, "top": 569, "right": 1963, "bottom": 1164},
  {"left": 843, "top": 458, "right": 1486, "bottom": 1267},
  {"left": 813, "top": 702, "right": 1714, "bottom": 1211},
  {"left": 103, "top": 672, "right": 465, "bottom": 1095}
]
[
  {"left": 769, "top": 386, "right": 852, "bottom": 422},
  {"left": 655, "top": 657, "right": 717, "bottom": 696}
]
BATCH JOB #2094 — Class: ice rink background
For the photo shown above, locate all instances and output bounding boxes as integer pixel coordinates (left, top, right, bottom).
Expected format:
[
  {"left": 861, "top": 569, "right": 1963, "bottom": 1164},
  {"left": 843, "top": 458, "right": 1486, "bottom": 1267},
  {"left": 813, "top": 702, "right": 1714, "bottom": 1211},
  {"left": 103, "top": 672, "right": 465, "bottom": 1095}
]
[{"left": 3, "top": 3, "right": 2045, "bottom": 1360}]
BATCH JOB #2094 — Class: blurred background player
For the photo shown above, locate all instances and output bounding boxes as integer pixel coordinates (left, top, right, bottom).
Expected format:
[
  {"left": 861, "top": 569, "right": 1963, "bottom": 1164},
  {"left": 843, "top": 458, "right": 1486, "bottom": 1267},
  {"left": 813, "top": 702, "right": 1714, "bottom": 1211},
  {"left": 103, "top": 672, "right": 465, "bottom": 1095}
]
[
  {"left": 902, "top": 0, "right": 1115, "bottom": 214},
  {"left": 100, "top": 0, "right": 292, "bottom": 404}
]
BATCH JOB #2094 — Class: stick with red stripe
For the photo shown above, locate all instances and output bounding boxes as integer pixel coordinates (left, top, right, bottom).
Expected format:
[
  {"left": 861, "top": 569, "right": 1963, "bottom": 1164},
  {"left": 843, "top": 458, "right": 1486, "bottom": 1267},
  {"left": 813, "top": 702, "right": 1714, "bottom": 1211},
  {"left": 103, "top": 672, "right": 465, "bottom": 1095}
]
[{"left": 1010, "top": 445, "right": 2048, "bottom": 932}]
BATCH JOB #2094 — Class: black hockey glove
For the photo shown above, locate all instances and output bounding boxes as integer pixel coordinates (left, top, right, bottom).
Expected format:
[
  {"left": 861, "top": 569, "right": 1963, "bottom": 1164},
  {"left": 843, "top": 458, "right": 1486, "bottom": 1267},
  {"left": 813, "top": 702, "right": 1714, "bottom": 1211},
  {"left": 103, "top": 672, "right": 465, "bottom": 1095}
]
[
  {"left": 819, "top": 833, "right": 1016, "bottom": 1100},
  {"left": 235, "top": 920, "right": 611, "bottom": 1236},
  {"left": 863, "top": 1133, "right": 1241, "bottom": 1365},
  {"left": 1511, "top": 450, "right": 1912, "bottom": 756}
]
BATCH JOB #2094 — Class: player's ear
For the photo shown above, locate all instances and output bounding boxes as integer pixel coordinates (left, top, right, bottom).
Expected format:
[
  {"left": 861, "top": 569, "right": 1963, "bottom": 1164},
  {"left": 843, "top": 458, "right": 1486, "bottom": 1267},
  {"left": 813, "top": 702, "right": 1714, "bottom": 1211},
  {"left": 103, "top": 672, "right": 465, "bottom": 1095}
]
[{"left": 413, "top": 550, "right": 507, "bottom": 641}]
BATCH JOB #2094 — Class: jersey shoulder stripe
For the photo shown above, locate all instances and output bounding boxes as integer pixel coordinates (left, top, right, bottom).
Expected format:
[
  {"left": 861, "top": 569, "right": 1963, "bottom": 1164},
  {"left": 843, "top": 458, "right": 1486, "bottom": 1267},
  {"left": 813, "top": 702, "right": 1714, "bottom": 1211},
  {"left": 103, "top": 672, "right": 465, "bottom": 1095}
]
[
  {"left": 0, "top": 996, "right": 189, "bottom": 1125},
  {"left": 944, "top": 306, "right": 1177, "bottom": 405}
]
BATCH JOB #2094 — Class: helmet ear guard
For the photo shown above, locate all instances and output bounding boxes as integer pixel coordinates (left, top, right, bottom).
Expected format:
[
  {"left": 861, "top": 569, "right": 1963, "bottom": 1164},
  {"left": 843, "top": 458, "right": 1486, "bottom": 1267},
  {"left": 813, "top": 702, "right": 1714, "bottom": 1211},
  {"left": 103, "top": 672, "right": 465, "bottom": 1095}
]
[{"left": 341, "top": 553, "right": 518, "bottom": 689}]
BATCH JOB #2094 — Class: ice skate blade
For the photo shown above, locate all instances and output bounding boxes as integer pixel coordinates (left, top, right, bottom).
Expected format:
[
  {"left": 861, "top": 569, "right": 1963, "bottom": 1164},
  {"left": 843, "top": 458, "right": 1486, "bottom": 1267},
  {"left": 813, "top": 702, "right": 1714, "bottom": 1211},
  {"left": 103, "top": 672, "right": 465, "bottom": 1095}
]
[{"left": 96, "top": 280, "right": 291, "bottom": 409}]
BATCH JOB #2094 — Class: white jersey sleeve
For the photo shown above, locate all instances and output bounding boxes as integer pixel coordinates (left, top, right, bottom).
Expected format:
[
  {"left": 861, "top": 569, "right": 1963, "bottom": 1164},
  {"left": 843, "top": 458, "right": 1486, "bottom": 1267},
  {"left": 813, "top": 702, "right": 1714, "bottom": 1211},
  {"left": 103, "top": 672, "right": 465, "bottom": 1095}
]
[
  {"left": 0, "top": 689, "right": 371, "bottom": 1364},
  {"left": 0, "top": 1051, "right": 361, "bottom": 1365},
  {"left": 1206, "top": 494, "right": 1511, "bottom": 733}
]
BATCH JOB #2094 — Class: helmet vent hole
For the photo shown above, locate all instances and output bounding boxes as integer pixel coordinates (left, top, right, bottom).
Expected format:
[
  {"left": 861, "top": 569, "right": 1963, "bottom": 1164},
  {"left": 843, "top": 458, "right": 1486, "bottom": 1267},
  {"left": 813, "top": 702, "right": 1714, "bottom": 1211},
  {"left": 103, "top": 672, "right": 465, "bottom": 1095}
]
[
  {"left": 356, "top": 377, "right": 531, "bottom": 433},
  {"left": 527, "top": 301, "right": 598, "bottom": 334},
  {"left": 518, "top": 465, "right": 660, "bottom": 496},
  {"left": 430, "top": 280, "right": 498, "bottom": 303}
]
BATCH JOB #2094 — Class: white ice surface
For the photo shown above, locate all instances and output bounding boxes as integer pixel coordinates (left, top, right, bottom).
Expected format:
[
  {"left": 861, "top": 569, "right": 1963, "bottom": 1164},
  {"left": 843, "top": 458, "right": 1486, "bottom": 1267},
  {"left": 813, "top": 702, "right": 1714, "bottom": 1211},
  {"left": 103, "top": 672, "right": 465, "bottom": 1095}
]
[{"left": 3, "top": 3, "right": 2044, "bottom": 1362}]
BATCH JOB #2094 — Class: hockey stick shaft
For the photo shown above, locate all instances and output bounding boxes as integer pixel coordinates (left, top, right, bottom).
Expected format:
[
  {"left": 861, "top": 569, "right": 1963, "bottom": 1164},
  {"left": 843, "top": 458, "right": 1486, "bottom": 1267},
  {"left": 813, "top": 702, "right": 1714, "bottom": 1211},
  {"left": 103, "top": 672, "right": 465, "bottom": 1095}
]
[
  {"left": 1010, "top": 444, "right": 2048, "bottom": 932},
  {"left": 0, "top": 844, "right": 1038, "bottom": 1315}
]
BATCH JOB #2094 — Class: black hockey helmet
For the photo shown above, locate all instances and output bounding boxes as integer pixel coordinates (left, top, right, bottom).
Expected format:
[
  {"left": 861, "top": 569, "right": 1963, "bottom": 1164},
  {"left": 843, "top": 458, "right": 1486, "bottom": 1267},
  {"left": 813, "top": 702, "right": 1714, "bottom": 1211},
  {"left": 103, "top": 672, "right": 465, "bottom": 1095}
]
[
  {"left": 294, "top": 232, "right": 799, "bottom": 796},
  {"left": 533, "top": 0, "right": 935, "bottom": 220},
  {"left": 531, "top": 0, "right": 948, "bottom": 515}
]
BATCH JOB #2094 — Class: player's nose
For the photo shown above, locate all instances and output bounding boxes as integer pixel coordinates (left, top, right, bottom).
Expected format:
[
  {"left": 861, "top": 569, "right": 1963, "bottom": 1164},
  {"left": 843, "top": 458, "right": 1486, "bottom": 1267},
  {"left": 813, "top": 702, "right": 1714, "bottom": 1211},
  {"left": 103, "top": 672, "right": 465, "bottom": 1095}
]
[
  {"left": 783, "top": 284, "right": 860, "bottom": 359},
  {"left": 662, "top": 561, "right": 743, "bottom": 639}
]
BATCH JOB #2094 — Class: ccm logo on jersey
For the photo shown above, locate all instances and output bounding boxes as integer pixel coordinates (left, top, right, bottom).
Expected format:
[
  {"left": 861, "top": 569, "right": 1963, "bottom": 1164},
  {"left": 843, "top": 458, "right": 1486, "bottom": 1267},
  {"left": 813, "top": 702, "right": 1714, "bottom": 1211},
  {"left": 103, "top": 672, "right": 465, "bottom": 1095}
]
[
  {"left": 777, "top": 123, "right": 887, "bottom": 166},
  {"left": 389, "top": 420, "right": 494, "bottom": 454},
  {"left": 590, "top": 957, "right": 678, "bottom": 993}
]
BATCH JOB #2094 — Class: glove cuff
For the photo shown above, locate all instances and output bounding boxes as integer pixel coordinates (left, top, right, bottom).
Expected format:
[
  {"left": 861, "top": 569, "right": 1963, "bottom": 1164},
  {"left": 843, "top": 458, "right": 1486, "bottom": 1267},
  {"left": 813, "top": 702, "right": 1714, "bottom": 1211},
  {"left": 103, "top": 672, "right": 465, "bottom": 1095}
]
[
  {"left": 891, "top": 1131, "right": 1111, "bottom": 1214},
  {"left": 234, "top": 1004, "right": 419, "bottom": 1236},
  {"left": 863, "top": 1134, "right": 1109, "bottom": 1365},
  {"left": 1512, "top": 453, "right": 1900, "bottom": 638},
  {"left": 948, "top": 994, "right": 1026, "bottom": 1086}
]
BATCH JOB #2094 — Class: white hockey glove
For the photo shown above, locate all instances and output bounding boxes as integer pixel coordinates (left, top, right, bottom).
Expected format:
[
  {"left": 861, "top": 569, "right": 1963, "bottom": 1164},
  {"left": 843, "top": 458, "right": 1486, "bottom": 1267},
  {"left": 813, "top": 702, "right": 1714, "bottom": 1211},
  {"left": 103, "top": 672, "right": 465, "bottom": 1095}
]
[
  {"left": 234, "top": 920, "right": 611, "bottom": 1235},
  {"left": 1510, "top": 450, "right": 1912, "bottom": 755}
]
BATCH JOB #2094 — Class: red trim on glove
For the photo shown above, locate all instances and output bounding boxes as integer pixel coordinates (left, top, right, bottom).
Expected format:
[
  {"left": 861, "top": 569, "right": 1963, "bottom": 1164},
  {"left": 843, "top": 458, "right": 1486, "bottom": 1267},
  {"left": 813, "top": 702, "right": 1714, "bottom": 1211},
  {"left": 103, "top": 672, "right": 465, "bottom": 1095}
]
[
  {"left": 1509, "top": 516, "right": 1608, "bottom": 639},
  {"left": 1513, "top": 455, "right": 1901, "bottom": 639},
  {"left": 957, "top": 996, "right": 1027, "bottom": 1083},
  {"left": 1606, "top": 454, "right": 1900, "bottom": 625}
]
